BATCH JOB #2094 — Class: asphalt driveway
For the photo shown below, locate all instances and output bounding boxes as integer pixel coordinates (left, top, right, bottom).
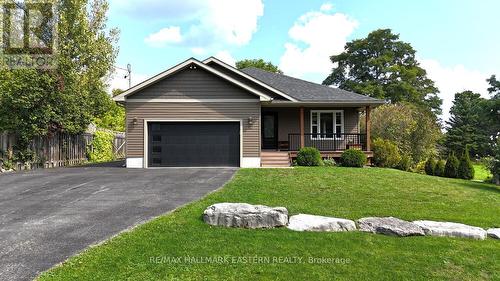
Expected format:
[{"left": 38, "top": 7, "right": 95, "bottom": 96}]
[{"left": 0, "top": 162, "right": 236, "bottom": 281}]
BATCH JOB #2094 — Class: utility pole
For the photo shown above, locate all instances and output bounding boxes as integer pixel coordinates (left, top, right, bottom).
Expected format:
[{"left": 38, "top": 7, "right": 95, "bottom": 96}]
[{"left": 126, "top": 63, "right": 131, "bottom": 89}]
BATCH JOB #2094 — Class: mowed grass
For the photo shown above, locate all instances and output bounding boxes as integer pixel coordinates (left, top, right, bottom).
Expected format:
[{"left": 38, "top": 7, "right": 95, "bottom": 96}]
[
  {"left": 40, "top": 168, "right": 500, "bottom": 281},
  {"left": 474, "top": 164, "right": 493, "bottom": 181}
]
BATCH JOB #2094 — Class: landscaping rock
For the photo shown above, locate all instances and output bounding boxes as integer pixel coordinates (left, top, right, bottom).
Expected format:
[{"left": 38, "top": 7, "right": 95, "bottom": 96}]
[
  {"left": 357, "top": 217, "right": 425, "bottom": 237},
  {"left": 287, "top": 214, "right": 356, "bottom": 232},
  {"left": 203, "top": 203, "right": 288, "bottom": 228},
  {"left": 413, "top": 220, "right": 487, "bottom": 240},
  {"left": 486, "top": 228, "right": 500, "bottom": 239}
]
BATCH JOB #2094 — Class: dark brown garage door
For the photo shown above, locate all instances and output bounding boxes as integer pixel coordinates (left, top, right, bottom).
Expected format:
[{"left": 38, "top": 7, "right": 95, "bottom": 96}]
[{"left": 148, "top": 122, "right": 240, "bottom": 167}]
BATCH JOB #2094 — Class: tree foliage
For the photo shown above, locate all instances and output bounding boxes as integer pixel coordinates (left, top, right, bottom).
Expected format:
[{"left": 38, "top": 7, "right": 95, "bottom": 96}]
[
  {"left": 323, "top": 29, "right": 441, "bottom": 115},
  {"left": 87, "top": 130, "right": 115, "bottom": 162},
  {"left": 425, "top": 157, "right": 436, "bottom": 176},
  {"left": 445, "top": 91, "right": 491, "bottom": 157},
  {"left": 434, "top": 159, "right": 446, "bottom": 177},
  {"left": 0, "top": 0, "right": 118, "bottom": 149},
  {"left": 93, "top": 89, "right": 125, "bottom": 132},
  {"left": 372, "top": 138, "right": 401, "bottom": 168},
  {"left": 487, "top": 75, "right": 500, "bottom": 98},
  {"left": 458, "top": 146, "right": 474, "bottom": 180},
  {"left": 444, "top": 152, "right": 460, "bottom": 178},
  {"left": 368, "top": 103, "right": 442, "bottom": 163},
  {"left": 236, "top": 59, "right": 282, "bottom": 73}
]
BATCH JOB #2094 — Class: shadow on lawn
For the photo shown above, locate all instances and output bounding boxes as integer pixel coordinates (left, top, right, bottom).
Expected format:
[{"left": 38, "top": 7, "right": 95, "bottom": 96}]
[{"left": 455, "top": 180, "right": 500, "bottom": 194}]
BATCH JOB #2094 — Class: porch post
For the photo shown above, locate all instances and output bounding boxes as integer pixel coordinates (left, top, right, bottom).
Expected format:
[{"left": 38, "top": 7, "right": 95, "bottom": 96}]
[
  {"left": 365, "top": 106, "right": 371, "bottom": 151},
  {"left": 299, "top": 107, "right": 305, "bottom": 148}
]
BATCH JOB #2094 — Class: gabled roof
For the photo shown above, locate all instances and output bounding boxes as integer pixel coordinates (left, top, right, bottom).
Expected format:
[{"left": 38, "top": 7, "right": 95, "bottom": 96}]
[
  {"left": 113, "top": 58, "right": 274, "bottom": 102},
  {"left": 202, "top": 57, "right": 298, "bottom": 102},
  {"left": 241, "top": 67, "right": 385, "bottom": 104}
]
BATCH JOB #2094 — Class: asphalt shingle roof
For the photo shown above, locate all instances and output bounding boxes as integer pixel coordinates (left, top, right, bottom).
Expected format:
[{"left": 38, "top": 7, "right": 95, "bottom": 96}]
[{"left": 241, "top": 67, "right": 383, "bottom": 103}]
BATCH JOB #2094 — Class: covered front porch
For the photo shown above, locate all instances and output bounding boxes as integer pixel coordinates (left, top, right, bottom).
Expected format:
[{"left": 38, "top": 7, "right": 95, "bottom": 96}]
[{"left": 260, "top": 105, "right": 373, "bottom": 165}]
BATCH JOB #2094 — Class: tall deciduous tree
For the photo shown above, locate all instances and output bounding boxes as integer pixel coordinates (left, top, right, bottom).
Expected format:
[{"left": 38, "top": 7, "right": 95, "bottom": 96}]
[
  {"left": 93, "top": 89, "right": 125, "bottom": 132},
  {"left": 236, "top": 59, "right": 282, "bottom": 74},
  {"left": 323, "top": 29, "right": 442, "bottom": 115},
  {"left": 445, "top": 91, "right": 490, "bottom": 157},
  {"left": 0, "top": 0, "right": 118, "bottom": 150}
]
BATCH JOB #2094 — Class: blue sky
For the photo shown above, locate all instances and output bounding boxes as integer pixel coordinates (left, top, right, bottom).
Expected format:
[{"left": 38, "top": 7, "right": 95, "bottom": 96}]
[{"left": 107, "top": 0, "right": 500, "bottom": 120}]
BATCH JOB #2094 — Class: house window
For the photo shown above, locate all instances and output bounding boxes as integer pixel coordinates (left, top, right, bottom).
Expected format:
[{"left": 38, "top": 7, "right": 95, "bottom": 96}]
[{"left": 310, "top": 110, "right": 344, "bottom": 139}]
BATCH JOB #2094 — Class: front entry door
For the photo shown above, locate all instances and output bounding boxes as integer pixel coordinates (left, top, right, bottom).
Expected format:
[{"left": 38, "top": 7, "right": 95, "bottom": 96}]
[{"left": 262, "top": 112, "right": 278, "bottom": 149}]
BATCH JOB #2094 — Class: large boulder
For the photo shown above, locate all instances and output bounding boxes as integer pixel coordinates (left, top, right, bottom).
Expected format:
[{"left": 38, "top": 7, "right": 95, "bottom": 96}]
[
  {"left": 413, "top": 220, "right": 487, "bottom": 240},
  {"left": 357, "top": 217, "right": 425, "bottom": 237},
  {"left": 287, "top": 214, "right": 356, "bottom": 232},
  {"left": 203, "top": 203, "right": 288, "bottom": 228},
  {"left": 486, "top": 228, "right": 500, "bottom": 239}
]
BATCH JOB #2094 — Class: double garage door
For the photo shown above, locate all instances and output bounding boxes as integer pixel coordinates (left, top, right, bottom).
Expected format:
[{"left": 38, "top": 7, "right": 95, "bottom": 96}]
[{"left": 148, "top": 122, "right": 240, "bottom": 167}]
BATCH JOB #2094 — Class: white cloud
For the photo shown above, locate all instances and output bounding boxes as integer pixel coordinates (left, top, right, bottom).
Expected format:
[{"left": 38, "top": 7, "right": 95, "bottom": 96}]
[
  {"left": 143, "top": 0, "right": 263, "bottom": 51},
  {"left": 279, "top": 6, "right": 358, "bottom": 82},
  {"left": 420, "top": 59, "right": 489, "bottom": 122},
  {"left": 214, "top": 50, "right": 236, "bottom": 66},
  {"left": 203, "top": 0, "right": 264, "bottom": 46},
  {"left": 320, "top": 3, "right": 333, "bottom": 11},
  {"left": 144, "top": 26, "right": 182, "bottom": 47}
]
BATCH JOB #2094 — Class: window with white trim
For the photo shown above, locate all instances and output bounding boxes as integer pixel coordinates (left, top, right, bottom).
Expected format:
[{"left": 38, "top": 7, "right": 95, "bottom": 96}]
[{"left": 310, "top": 110, "right": 344, "bottom": 139}]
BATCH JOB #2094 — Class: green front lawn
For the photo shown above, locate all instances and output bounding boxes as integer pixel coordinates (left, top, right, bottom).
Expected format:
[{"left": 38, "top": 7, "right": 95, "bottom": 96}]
[{"left": 40, "top": 168, "right": 500, "bottom": 281}]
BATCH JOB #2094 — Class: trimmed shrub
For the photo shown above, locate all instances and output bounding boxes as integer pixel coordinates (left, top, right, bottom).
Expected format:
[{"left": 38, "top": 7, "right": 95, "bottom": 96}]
[
  {"left": 434, "top": 160, "right": 446, "bottom": 177},
  {"left": 444, "top": 152, "right": 460, "bottom": 178},
  {"left": 296, "top": 147, "right": 323, "bottom": 166},
  {"left": 397, "top": 154, "right": 412, "bottom": 172},
  {"left": 87, "top": 131, "right": 116, "bottom": 163},
  {"left": 340, "top": 149, "right": 367, "bottom": 168},
  {"left": 372, "top": 138, "right": 401, "bottom": 168},
  {"left": 424, "top": 157, "right": 436, "bottom": 175},
  {"left": 458, "top": 146, "right": 475, "bottom": 180}
]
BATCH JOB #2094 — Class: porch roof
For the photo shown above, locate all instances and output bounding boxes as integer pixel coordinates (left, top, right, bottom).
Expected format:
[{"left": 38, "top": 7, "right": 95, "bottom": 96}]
[{"left": 241, "top": 67, "right": 385, "bottom": 105}]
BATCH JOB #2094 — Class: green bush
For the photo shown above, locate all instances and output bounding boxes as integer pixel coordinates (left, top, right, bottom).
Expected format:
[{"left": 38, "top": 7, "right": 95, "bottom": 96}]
[
  {"left": 372, "top": 138, "right": 401, "bottom": 168},
  {"left": 296, "top": 147, "right": 323, "bottom": 166},
  {"left": 458, "top": 146, "right": 475, "bottom": 180},
  {"left": 323, "top": 157, "right": 336, "bottom": 167},
  {"left": 424, "top": 157, "right": 436, "bottom": 175},
  {"left": 1, "top": 160, "right": 14, "bottom": 170},
  {"left": 397, "top": 154, "right": 412, "bottom": 172},
  {"left": 340, "top": 149, "right": 367, "bottom": 167},
  {"left": 444, "top": 152, "right": 460, "bottom": 178},
  {"left": 434, "top": 160, "right": 446, "bottom": 177},
  {"left": 87, "top": 131, "right": 115, "bottom": 163}
]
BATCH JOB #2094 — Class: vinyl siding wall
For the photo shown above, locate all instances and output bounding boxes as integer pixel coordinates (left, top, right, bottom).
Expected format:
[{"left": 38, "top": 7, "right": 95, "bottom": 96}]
[
  {"left": 125, "top": 67, "right": 262, "bottom": 159},
  {"left": 127, "top": 67, "right": 258, "bottom": 100},
  {"left": 126, "top": 102, "right": 260, "bottom": 158}
]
